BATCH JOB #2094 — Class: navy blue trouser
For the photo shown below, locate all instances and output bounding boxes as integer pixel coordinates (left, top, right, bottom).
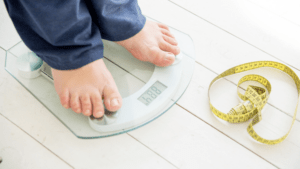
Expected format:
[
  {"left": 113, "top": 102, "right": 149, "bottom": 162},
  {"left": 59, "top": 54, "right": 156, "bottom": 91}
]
[{"left": 4, "top": 0, "right": 146, "bottom": 70}]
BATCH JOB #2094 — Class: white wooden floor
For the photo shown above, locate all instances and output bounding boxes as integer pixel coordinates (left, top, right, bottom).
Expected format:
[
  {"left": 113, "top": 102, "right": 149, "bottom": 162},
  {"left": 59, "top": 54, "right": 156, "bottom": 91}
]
[{"left": 1, "top": 0, "right": 300, "bottom": 168}]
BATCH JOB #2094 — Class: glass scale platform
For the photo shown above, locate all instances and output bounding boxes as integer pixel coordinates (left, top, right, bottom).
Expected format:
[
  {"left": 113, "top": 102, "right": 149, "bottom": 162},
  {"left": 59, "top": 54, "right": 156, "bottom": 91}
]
[{"left": 5, "top": 27, "right": 195, "bottom": 139}]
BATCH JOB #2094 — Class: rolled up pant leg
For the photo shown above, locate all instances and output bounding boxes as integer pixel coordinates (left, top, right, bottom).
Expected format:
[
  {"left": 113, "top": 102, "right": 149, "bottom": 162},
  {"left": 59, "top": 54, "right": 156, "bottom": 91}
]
[
  {"left": 4, "top": 0, "right": 104, "bottom": 70},
  {"left": 85, "top": 0, "right": 146, "bottom": 41}
]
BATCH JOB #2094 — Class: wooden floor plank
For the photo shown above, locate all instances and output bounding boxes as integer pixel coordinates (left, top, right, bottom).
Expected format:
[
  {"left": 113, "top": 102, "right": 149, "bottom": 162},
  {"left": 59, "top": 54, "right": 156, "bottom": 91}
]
[
  {"left": 129, "top": 104, "right": 276, "bottom": 169},
  {"left": 137, "top": 0, "right": 300, "bottom": 168},
  {"left": 170, "top": 0, "right": 300, "bottom": 72},
  {"left": 0, "top": 115, "right": 73, "bottom": 169},
  {"left": 246, "top": 0, "right": 300, "bottom": 26}
]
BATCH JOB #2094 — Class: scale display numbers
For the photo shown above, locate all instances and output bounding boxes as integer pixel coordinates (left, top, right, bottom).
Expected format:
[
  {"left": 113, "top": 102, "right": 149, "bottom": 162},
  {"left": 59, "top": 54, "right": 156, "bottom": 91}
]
[{"left": 138, "top": 81, "right": 167, "bottom": 106}]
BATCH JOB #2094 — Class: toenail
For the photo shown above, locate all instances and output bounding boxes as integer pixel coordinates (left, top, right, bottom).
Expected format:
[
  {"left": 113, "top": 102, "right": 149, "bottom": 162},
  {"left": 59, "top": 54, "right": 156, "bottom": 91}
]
[
  {"left": 63, "top": 105, "right": 68, "bottom": 108},
  {"left": 76, "top": 109, "right": 81, "bottom": 113},
  {"left": 85, "top": 110, "right": 90, "bottom": 114},
  {"left": 96, "top": 111, "right": 103, "bottom": 117},
  {"left": 165, "top": 53, "right": 175, "bottom": 61},
  {"left": 111, "top": 98, "right": 119, "bottom": 107}
]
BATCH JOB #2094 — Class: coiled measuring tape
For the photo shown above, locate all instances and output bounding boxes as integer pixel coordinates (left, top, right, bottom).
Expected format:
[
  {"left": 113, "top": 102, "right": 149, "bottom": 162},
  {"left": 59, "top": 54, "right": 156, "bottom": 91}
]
[{"left": 208, "top": 61, "right": 299, "bottom": 145}]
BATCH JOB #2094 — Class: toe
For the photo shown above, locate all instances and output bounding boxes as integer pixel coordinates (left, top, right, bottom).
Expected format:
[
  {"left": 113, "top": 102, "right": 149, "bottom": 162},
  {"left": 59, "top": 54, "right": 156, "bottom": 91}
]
[
  {"left": 103, "top": 84, "right": 122, "bottom": 112},
  {"left": 158, "top": 23, "right": 169, "bottom": 30},
  {"left": 59, "top": 89, "right": 70, "bottom": 109},
  {"left": 161, "top": 29, "right": 175, "bottom": 38},
  {"left": 163, "top": 35, "right": 178, "bottom": 46},
  {"left": 91, "top": 93, "right": 105, "bottom": 118},
  {"left": 152, "top": 48, "right": 176, "bottom": 67},
  {"left": 80, "top": 94, "right": 92, "bottom": 116},
  {"left": 160, "top": 41, "right": 181, "bottom": 55},
  {"left": 70, "top": 93, "right": 81, "bottom": 113}
]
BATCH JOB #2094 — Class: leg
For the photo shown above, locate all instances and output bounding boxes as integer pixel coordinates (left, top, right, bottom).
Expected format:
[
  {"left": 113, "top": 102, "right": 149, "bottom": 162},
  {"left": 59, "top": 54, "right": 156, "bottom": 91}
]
[
  {"left": 4, "top": 0, "right": 122, "bottom": 117},
  {"left": 85, "top": 0, "right": 146, "bottom": 41},
  {"left": 86, "top": 0, "right": 180, "bottom": 67}
]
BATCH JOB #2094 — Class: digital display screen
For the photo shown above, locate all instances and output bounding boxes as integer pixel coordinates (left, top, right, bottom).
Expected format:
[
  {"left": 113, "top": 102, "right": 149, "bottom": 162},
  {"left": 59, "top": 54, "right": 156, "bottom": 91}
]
[{"left": 138, "top": 81, "right": 167, "bottom": 106}]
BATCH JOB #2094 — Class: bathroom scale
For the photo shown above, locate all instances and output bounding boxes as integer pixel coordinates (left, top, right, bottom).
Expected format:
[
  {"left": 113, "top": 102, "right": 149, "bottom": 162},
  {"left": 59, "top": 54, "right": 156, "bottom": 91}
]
[{"left": 5, "top": 23, "right": 195, "bottom": 139}]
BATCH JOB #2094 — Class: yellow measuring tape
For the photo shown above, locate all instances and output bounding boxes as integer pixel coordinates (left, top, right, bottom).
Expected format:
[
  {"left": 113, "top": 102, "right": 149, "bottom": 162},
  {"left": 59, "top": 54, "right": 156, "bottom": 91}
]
[{"left": 208, "top": 61, "right": 299, "bottom": 145}]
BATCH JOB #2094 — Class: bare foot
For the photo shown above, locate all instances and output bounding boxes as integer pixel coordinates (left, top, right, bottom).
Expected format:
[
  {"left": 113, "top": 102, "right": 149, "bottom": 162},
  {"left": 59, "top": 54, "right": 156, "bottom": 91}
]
[
  {"left": 54, "top": 20, "right": 179, "bottom": 116},
  {"left": 51, "top": 59, "right": 122, "bottom": 118},
  {"left": 116, "top": 20, "right": 180, "bottom": 67}
]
